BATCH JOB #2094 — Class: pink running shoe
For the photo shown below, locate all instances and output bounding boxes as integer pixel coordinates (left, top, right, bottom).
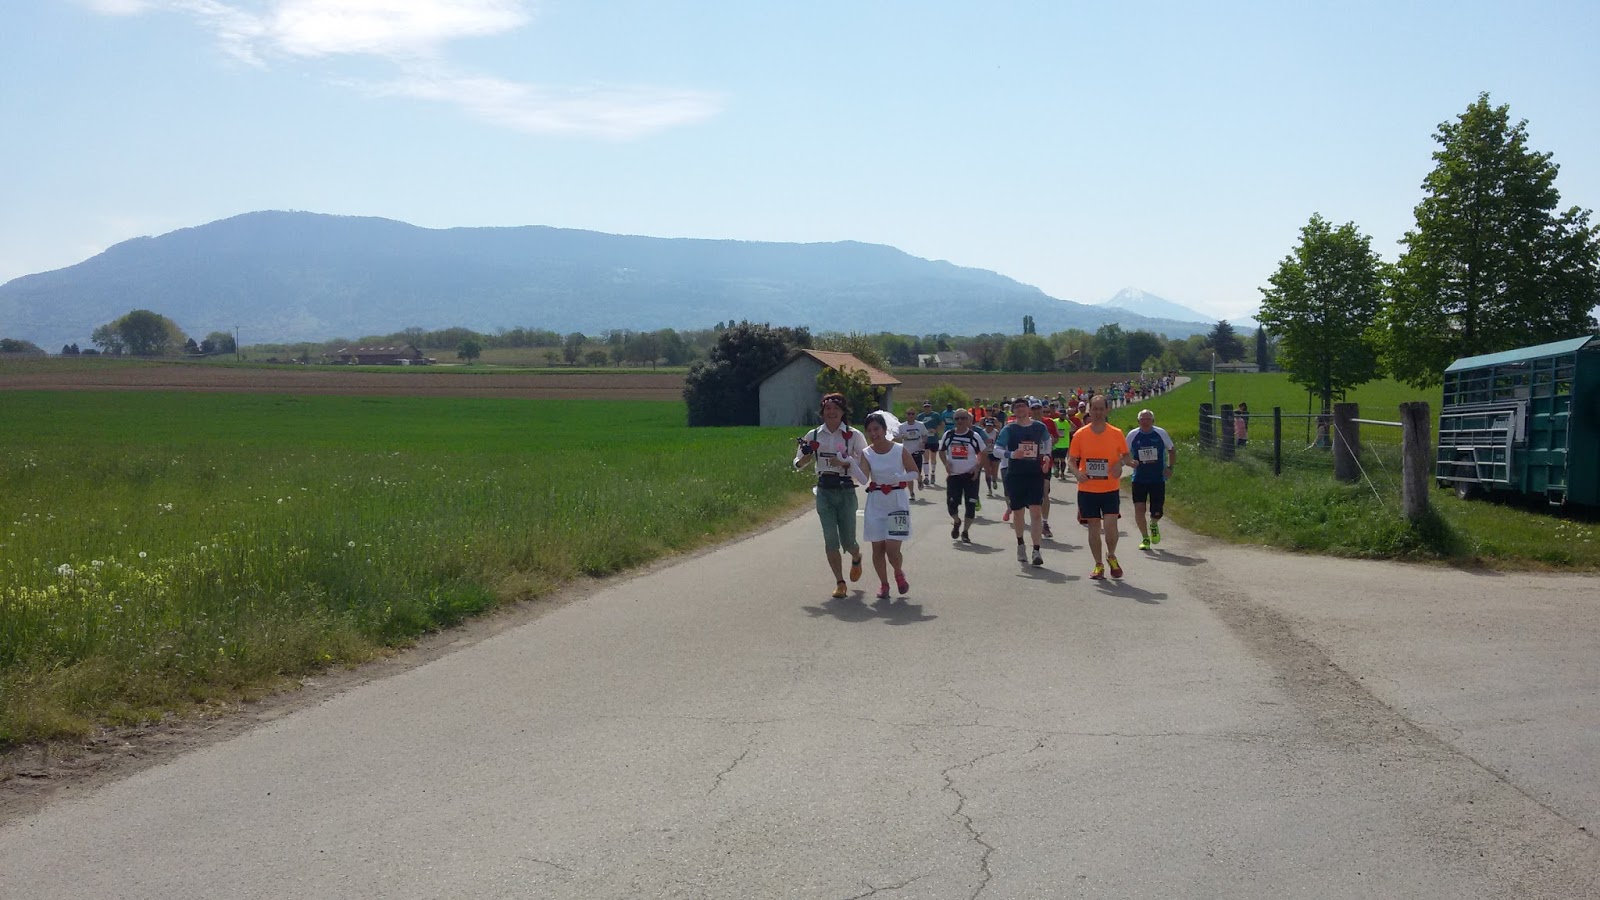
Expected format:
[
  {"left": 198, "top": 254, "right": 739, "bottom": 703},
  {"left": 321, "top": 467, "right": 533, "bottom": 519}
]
[{"left": 895, "top": 571, "right": 910, "bottom": 595}]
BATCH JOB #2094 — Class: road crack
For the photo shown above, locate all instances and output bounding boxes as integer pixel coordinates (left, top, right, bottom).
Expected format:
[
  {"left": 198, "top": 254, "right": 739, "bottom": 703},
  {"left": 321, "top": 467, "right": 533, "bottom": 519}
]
[
  {"left": 941, "top": 748, "right": 1012, "bottom": 899},
  {"left": 844, "top": 873, "right": 927, "bottom": 898},
  {"left": 708, "top": 746, "right": 753, "bottom": 795}
]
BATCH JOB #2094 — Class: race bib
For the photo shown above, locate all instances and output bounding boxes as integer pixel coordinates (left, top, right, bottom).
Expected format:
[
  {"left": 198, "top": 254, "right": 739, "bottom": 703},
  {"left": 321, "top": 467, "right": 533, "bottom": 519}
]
[
  {"left": 888, "top": 511, "right": 911, "bottom": 538},
  {"left": 952, "top": 445, "right": 970, "bottom": 459},
  {"left": 1086, "top": 458, "right": 1109, "bottom": 479},
  {"left": 1138, "top": 446, "right": 1159, "bottom": 463},
  {"left": 819, "top": 451, "right": 846, "bottom": 471},
  {"left": 1014, "top": 442, "right": 1038, "bottom": 460}
]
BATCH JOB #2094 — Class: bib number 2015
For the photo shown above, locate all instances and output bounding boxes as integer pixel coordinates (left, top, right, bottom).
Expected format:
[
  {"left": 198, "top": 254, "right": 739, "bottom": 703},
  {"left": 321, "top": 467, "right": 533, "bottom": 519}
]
[{"left": 1086, "top": 458, "right": 1109, "bottom": 479}]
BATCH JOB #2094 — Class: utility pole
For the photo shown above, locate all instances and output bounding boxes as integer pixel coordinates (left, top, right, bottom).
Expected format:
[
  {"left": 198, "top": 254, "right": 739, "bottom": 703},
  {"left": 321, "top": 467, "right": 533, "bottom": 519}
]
[{"left": 234, "top": 325, "right": 240, "bottom": 361}]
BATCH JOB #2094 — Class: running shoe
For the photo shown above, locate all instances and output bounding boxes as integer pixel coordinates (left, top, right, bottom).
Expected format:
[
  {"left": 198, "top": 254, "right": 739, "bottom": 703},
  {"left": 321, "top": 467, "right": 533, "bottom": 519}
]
[
  {"left": 1002, "top": 509, "right": 1012, "bottom": 523},
  {"left": 849, "top": 557, "right": 863, "bottom": 582},
  {"left": 1108, "top": 556, "right": 1123, "bottom": 578},
  {"left": 1090, "top": 564, "right": 1106, "bottom": 580},
  {"left": 831, "top": 581, "right": 848, "bottom": 599},
  {"left": 1031, "top": 548, "right": 1044, "bottom": 567},
  {"left": 1016, "top": 542, "right": 1027, "bottom": 563},
  {"left": 961, "top": 530, "right": 972, "bottom": 544},
  {"left": 895, "top": 572, "right": 910, "bottom": 595},
  {"left": 1042, "top": 521, "right": 1054, "bottom": 539},
  {"left": 1150, "top": 521, "right": 1162, "bottom": 545},
  {"left": 1138, "top": 537, "right": 1152, "bottom": 551},
  {"left": 876, "top": 583, "right": 891, "bottom": 601},
  {"left": 951, "top": 520, "right": 961, "bottom": 540}
]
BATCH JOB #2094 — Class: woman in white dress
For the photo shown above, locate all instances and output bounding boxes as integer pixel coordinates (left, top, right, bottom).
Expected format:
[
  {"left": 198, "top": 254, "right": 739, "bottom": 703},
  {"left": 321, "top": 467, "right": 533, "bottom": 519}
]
[{"left": 853, "top": 412, "right": 918, "bottom": 600}]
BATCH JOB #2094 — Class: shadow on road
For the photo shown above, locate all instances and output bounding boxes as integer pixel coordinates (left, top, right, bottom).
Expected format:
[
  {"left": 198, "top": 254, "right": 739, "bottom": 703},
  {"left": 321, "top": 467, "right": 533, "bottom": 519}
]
[
  {"left": 1144, "top": 550, "right": 1207, "bottom": 567},
  {"left": 1093, "top": 581, "right": 1166, "bottom": 604},
  {"left": 802, "top": 595, "right": 938, "bottom": 625},
  {"left": 1014, "top": 566, "right": 1078, "bottom": 584},
  {"left": 952, "top": 542, "right": 1003, "bottom": 555}
]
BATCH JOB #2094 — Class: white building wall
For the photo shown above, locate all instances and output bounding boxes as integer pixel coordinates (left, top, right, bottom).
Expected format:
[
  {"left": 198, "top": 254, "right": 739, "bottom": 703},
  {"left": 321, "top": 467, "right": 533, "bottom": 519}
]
[{"left": 758, "top": 358, "right": 826, "bottom": 428}]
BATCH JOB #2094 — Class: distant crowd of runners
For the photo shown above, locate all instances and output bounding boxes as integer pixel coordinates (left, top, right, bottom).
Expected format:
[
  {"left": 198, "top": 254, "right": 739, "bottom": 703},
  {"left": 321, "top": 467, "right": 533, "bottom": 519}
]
[{"left": 793, "top": 376, "right": 1178, "bottom": 600}]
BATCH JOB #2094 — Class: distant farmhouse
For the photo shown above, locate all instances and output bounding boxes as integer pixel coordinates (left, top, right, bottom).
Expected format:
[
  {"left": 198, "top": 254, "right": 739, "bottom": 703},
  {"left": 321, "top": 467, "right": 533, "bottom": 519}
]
[
  {"left": 918, "top": 350, "right": 967, "bottom": 369},
  {"left": 758, "top": 349, "right": 902, "bottom": 427},
  {"left": 331, "top": 344, "right": 432, "bottom": 366}
]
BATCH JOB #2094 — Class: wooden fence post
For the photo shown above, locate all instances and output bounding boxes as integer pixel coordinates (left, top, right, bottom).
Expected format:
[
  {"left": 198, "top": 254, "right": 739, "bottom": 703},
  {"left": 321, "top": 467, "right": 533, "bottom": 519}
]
[
  {"left": 1199, "top": 404, "right": 1213, "bottom": 451},
  {"left": 1333, "top": 403, "right": 1360, "bottom": 483},
  {"left": 1401, "top": 401, "right": 1432, "bottom": 520},
  {"left": 1272, "top": 406, "right": 1282, "bottom": 476},
  {"left": 1219, "top": 404, "right": 1235, "bottom": 460}
]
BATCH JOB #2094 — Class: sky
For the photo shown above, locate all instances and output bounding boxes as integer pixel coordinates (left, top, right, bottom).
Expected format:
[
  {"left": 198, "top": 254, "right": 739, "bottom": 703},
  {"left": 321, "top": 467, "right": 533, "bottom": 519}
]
[{"left": 2, "top": 0, "right": 1597, "bottom": 324}]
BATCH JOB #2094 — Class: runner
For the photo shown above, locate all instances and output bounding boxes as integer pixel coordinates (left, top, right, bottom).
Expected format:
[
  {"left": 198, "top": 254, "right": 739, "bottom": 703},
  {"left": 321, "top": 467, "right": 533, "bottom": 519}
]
[
  {"left": 917, "top": 402, "right": 944, "bottom": 486},
  {"left": 939, "top": 408, "right": 986, "bottom": 543},
  {"left": 793, "top": 392, "right": 867, "bottom": 599},
  {"left": 895, "top": 406, "right": 926, "bottom": 502},
  {"left": 1050, "top": 404, "right": 1072, "bottom": 482},
  {"left": 1068, "top": 395, "right": 1133, "bottom": 579},
  {"left": 980, "top": 415, "right": 1003, "bottom": 498},
  {"left": 1126, "top": 409, "right": 1176, "bottom": 551},
  {"left": 855, "top": 412, "right": 917, "bottom": 600},
  {"left": 1033, "top": 397, "right": 1059, "bottom": 539},
  {"left": 994, "top": 396, "right": 1049, "bottom": 566}
]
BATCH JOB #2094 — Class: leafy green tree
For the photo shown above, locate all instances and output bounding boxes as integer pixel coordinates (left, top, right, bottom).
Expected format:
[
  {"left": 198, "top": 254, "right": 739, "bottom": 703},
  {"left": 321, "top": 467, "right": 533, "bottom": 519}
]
[
  {"left": 1382, "top": 93, "right": 1600, "bottom": 386},
  {"left": 90, "top": 323, "right": 125, "bottom": 355},
  {"left": 0, "top": 338, "right": 44, "bottom": 355},
  {"left": 107, "top": 309, "right": 184, "bottom": 356},
  {"left": 1001, "top": 334, "right": 1053, "bottom": 371},
  {"left": 1022, "top": 315, "right": 1036, "bottom": 335},
  {"left": 814, "top": 331, "right": 886, "bottom": 367},
  {"left": 684, "top": 323, "right": 812, "bottom": 426},
  {"left": 457, "top": 340, "right": 483, "bottom": 363},
  {"left": 816, "top": 365, "right": 882, "bottom": 423},
  {"left": 183, "top": 337, "right": 200, "bottom": 354},
  {"left": 1206, "top": 321, "right": 1245, "bottom": 363},
  {"left": 562, "top": 332, "right": 586, "bottom": 365},
  {"left": 1093, "top": 323, "right": 1126, "bottom": 371},
  {"left": 925, "top": 382, "right": 972, "bottom": 410},
  {"left": 583, "top": 349, "right": 610, "bottom": 367},
  {"left": 1125, "top": 330, "right": 1164, "bottom": 371},
  {"left": 877, "top": 333, "right": 916, "bottom": 367},
  {"left": 1259, "top": 214, "right": 1385, "bottom": 412}
]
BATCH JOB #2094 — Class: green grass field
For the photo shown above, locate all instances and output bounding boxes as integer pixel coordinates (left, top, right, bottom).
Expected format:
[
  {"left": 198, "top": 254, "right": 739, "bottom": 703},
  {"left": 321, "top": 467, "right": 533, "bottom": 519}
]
[
  {"left": 0, "top": 393, "right": 812, "bottom": 747},
  {"left": 1119, "top": 374, "right": 1599, "bottom": 567}
]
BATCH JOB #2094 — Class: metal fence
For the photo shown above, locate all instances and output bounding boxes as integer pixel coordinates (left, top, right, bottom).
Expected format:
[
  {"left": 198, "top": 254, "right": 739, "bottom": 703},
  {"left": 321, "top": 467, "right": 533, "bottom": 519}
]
[{"left": 1199, "top": 403, "right": 1427, "bottom": 510}]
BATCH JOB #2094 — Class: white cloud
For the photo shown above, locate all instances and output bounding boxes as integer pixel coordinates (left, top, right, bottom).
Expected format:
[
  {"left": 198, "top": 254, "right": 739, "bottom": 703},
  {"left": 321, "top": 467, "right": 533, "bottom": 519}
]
[
  {"left": 368, "top": 70, "right": 723, "bottom": 139},
  {"left": 86, "top": 0, "right": 720, "bottom": 138}
]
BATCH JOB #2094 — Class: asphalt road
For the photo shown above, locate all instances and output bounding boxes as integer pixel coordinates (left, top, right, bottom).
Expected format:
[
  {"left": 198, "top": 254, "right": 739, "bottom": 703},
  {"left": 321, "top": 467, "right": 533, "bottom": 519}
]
[{"left": 3, "top": 477, "right": 1597, "bottom": 899}]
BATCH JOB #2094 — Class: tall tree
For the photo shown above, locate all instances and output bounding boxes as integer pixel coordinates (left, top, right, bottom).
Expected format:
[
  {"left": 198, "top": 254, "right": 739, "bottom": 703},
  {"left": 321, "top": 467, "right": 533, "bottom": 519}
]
[
  {"left": 1206, "top": 321, "right": 1245, "bottom": 363},
  {"left": 562, "top": 332, "right": 586, "bottom": 365},
  {"left": 111, "top": 309, "right": 184, "bottom": 356},
  {"left": 1382, "top": 93, "right": 1600, "bottom": 386},
  {"left": 683, "top": 323, "right": 811, "bottom": 426},
  {"left": 1253, "top": 325, "right": 1271, "bottom": 370},
  {"left": 1093, "top": 323, "right": 1126, "bottom": 371},
  {"left": 456, "top": 339, "right": 483, "bottom": 363},
  {"left": 1258, "top": 214, "right": 1385, "bottom": 412}
]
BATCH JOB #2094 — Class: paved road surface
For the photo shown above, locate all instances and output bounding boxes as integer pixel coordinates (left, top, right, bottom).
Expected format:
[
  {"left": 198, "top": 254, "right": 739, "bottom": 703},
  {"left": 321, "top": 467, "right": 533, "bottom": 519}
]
[{"left": 3, "top": 477, "right": 1597, "bottom": 898}]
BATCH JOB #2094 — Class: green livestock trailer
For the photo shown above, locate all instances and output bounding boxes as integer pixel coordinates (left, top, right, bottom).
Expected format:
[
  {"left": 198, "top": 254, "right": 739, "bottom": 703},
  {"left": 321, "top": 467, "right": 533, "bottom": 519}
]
[{"left": 1436, "top": 335, "right": 1600, "bottom": 505}]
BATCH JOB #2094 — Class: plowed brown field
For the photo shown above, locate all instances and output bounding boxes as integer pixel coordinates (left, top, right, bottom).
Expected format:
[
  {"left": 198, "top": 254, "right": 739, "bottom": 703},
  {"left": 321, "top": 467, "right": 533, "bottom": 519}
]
[{"left": 0, "top": 364, "right": 688, "bottom": 400}]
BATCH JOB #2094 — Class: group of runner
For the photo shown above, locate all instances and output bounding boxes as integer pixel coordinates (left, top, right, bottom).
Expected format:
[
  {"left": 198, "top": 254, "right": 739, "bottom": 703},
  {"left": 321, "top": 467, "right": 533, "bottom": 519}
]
[{"left": 794, "top": 390, "right": 1177, "bottom": 600}]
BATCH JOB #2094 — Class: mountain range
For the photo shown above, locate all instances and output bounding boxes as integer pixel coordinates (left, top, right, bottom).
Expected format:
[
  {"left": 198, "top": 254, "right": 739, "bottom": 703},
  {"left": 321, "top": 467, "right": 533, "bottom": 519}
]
[{"left": 0, "top": 212, "right": 1224, "bottom": 349}]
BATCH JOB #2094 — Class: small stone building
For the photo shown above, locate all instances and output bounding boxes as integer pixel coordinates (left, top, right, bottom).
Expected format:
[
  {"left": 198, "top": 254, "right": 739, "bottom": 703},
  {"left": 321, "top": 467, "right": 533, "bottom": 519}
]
[{"left": 757, "top": 350, "right": 902, "bottom": 427}]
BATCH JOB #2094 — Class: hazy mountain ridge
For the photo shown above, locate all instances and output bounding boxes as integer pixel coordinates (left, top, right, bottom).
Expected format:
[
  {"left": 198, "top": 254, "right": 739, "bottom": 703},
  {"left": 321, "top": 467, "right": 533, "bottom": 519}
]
[{"left": 0, "top": 212, "right": 1216, "bottom": 348}]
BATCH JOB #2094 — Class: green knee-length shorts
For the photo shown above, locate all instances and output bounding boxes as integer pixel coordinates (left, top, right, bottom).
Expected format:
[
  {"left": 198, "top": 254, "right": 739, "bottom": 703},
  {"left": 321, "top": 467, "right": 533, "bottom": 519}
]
[{"left": 815, "top": 486, "right": 859, "bottom": 553}]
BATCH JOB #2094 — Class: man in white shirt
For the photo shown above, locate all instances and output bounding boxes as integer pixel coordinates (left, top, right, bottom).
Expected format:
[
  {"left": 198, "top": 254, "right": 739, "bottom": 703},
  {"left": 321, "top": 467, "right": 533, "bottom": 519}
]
[{"left": 939, "top": 409, "right": 987, "bottom": 543}]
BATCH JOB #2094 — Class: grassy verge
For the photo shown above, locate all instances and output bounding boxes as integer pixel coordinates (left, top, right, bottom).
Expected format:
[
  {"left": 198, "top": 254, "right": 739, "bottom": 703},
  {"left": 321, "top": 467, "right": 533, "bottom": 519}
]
[
  {"left": 0, "top": 394, "right": 811, "bottom": 747},
  {"left": 1123, "top": 375, "right": 1600, "bottom": 567}
]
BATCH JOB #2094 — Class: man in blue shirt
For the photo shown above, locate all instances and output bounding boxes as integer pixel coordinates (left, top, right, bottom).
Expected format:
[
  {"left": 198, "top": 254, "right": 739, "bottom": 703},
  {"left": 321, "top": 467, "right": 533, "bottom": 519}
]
[
  {"left": 995, "top": 397, "right": 1050, "bottom": 567},
  {"left": 1125, "top": 409, "right": 1177, "bottom": 550}
]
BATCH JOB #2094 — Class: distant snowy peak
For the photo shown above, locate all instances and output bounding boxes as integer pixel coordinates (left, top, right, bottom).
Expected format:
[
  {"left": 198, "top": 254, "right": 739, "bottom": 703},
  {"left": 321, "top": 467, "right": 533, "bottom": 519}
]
[{"left": 1098, "top": 287, "right": 1215, "bottom": 324}]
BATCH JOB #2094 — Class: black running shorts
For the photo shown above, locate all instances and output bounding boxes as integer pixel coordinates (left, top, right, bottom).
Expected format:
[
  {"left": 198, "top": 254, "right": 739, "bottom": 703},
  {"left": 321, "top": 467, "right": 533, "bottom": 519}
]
[
  {"left": 1131, "top": 481, "right": 1166, "bottom": 517},
  {"left": 1004, "top": 474, "right": 1045, "bottom": 510},
  {"left": 1076, "top": 490, "right": 1121, "bottom": 521}
]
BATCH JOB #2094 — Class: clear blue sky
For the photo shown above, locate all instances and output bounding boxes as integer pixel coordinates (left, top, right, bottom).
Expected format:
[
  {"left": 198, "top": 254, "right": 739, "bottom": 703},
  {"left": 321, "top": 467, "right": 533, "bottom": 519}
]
[{"left": 2, "top": 0, "right": 1596, "bottom": 323}]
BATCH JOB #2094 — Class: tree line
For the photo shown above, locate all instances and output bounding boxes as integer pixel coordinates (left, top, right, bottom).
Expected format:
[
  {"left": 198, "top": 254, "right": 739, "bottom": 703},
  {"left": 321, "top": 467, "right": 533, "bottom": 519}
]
[{"left": 1259, "top": 94, "right": 1599, "bottom": 412}]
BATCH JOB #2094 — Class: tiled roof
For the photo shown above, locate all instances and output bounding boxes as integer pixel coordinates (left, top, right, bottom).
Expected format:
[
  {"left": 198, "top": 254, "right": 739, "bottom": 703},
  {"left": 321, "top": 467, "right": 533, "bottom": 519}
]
[{"left": 793, "top": 349, "right": 902, "bottom": 386}]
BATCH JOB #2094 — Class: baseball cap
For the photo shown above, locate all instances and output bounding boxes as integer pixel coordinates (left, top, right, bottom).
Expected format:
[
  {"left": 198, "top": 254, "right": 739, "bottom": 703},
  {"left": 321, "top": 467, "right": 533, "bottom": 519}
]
[{"left": 1028, "top": 397, "right": 1043, "bottom": 408}]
